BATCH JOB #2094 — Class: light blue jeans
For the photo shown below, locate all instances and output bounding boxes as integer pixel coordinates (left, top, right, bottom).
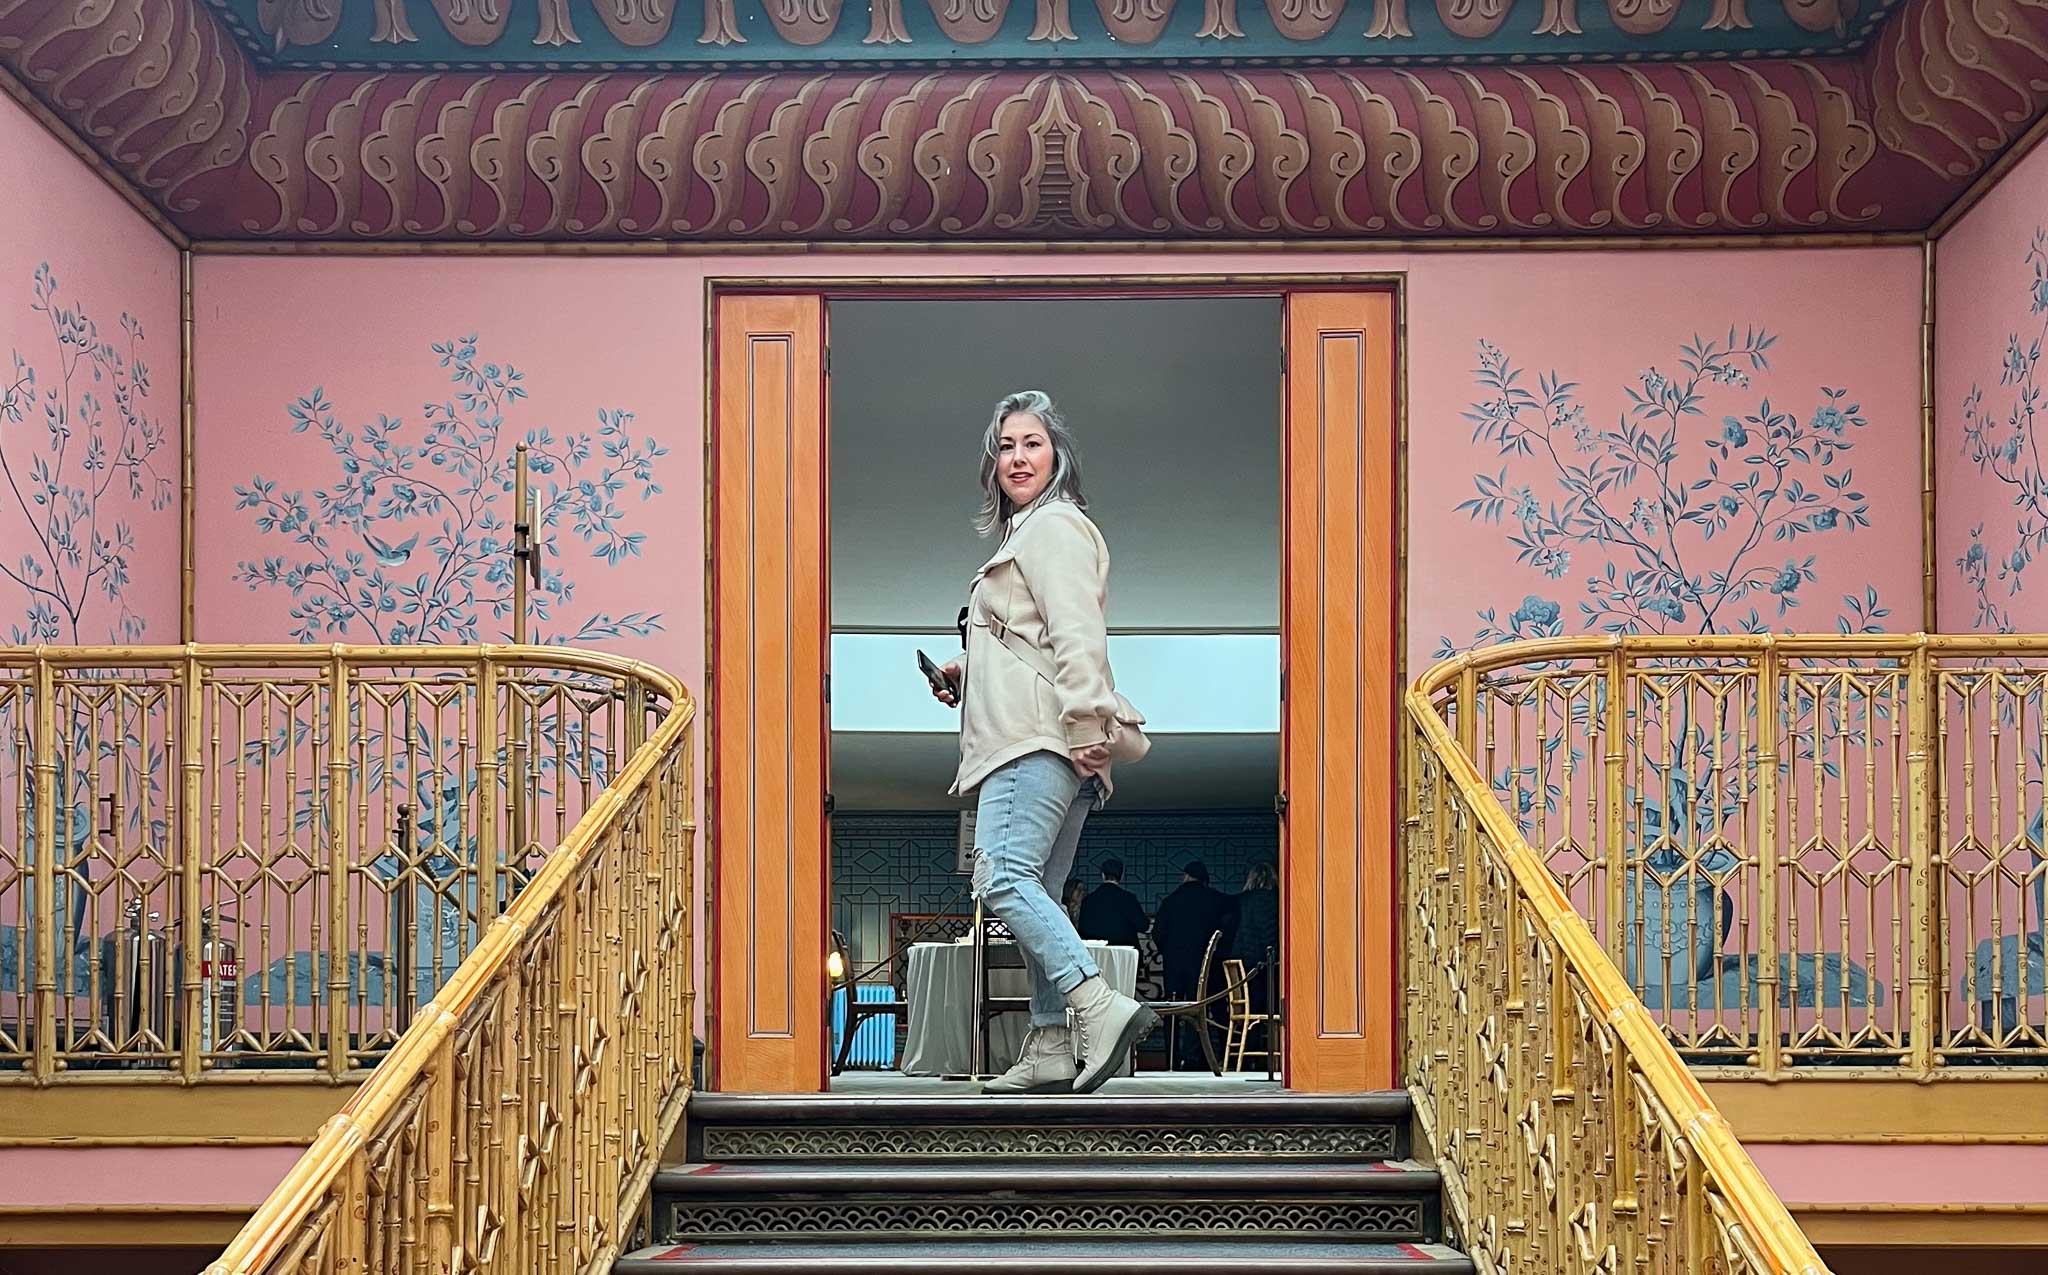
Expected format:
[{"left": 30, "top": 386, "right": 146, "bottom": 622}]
[{"left": 970, "top": 751, "right": 1102, "bottom": 1029}]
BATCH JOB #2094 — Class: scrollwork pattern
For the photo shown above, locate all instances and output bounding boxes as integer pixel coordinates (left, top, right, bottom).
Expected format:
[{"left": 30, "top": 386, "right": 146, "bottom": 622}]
[{"left": 1, "top": 0, "right": 2045, "bottom": 241}]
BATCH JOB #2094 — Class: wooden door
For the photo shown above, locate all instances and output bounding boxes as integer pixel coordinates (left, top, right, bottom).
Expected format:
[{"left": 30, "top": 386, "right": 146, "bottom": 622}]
[
  {"left": 1281, "top": 289, "right": 1399, "bottom": 1092},
  {"left": 711, "top": 293, "right": 830, "bottom": 1092}
]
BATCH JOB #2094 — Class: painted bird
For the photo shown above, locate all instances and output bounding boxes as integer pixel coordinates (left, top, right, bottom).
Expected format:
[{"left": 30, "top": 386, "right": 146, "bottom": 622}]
[{"left": 365, "top": 532, "right": 419, "bottom": 566}]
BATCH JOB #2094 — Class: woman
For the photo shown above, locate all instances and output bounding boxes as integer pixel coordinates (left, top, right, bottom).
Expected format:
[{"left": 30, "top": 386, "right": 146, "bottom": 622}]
[
  {"left": 932, "top": 390, "right": 1157, "bottom": 1095},
  {"left": 1062, "top": 877, "right": 1088, "bottom": 927}
]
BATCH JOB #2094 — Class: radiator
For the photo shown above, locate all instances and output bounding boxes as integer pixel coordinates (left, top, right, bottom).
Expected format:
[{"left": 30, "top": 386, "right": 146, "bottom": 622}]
[{"left": 830, "top": 983, "right": 899, "bottom": 1070}]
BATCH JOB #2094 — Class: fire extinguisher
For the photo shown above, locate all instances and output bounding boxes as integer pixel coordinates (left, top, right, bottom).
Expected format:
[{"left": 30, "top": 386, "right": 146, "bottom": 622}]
[
  {"left": 197, "top": 907, "right": 239, "bottom": 1056},
  {"left": 108, "top": 896, "right": 170, "bottom": 1052}
]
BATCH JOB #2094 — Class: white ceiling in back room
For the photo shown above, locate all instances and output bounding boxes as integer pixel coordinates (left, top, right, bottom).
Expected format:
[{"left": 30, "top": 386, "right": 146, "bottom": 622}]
[{"left": 827, "top": 296, "right": 1283, "bottom": 633}]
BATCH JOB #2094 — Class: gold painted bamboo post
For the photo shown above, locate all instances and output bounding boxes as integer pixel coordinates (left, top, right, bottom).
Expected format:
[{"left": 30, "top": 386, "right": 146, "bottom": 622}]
[
  {"left": 1905, "top": 641, "right": 1938, "bottom": 1077},
  {"left": 325, "top": 652, "right": 352, "bottom": 1077},
  {"left": 476, "top": 656, "right": 500, "bottom": 926},
  {"left": 1683, "top": 1152, "right": 1709, "bottom": 1274},
  {"left": 1457, "top": 665, "right": 1480, "bottom": 943},
  {"left": 180, "top": 651, "right": 205, "bottom": 1078},
  {"left": 1608, "top": 1027, "right": 1641, "bottom": 1240},
  {"left": 425, "top": 1033, "right": 458, "bottom": 1268},
  {"left": 32, "top": 655, "right": 56, "bottom": 1080},
  {"left": 1755, "top": 642, "right": 1783, "bottom": 1077},
  {"left": 1603, "top": 648, "right": 1628, "bottom": 972}
]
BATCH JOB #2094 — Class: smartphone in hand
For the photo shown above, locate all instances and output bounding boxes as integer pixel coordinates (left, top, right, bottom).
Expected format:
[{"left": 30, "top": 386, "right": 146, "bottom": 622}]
[{"left": 916, "top": 649, "right": 953, "bottom": 696}]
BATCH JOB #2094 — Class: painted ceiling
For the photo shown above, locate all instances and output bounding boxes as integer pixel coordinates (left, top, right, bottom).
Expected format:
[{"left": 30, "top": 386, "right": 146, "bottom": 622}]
[
  {"left": 0, "top": 0, "right": 2042, "bottom": 243},
  {"left": 208, "top": 0, "right": 1904, "bottom": 69}
]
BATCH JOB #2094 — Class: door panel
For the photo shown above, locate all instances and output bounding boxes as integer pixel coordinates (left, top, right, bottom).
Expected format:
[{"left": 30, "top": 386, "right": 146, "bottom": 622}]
[
  {"left": 712, "top": 293, "right": 828, "bottom": 1093},
  {"left": 1282, "top": 289, "right": 1399, "bottom": 1092}
]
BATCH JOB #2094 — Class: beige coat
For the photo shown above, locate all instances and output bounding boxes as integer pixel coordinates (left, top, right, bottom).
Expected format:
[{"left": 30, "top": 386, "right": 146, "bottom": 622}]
[{"left": 950, "top": 499, "right": 1121, "bottom": 797}]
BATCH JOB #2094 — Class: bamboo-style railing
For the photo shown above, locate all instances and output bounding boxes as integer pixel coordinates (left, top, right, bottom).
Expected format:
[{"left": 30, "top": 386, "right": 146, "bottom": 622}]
[
  {"left": 198, "top": 647, "right": 695, "bottom": 1275},
  {"left": 1426, "top": 635, "right": 2047, "bottom": 1078},
  {"left": 0, "top": 646, "right": 693, "bottom": 1093},
  {"left": 1408, "top": 637, "right": 1833, "bottom": 1275}
]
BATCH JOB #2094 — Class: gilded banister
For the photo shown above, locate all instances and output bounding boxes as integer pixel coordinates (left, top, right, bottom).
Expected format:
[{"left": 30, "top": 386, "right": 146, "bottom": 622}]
[
  {"left": 195, "top": 643, "right": 697, "bottom": 1275},
  {"left": 1407, "top": 642, "right": 1829, "bottom": 1275},
  {"left": 1410, "top": 632, "right": 2048, "bottom": 1272}
]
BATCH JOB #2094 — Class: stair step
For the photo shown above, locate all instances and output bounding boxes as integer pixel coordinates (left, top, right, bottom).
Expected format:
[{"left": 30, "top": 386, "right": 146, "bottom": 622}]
[
  {"left": 658, "top": 1160, "right": 1436, "bottom": 1194},
  {"left": 615, "top": 1238, "right": 1474, "bottom": 1273},
  {"left": 685, "top": 1092, "right": 1410, "bottom": 1162},
  {"left": 655, "top": 1161, "right": 1441, "bottom": 1243}
]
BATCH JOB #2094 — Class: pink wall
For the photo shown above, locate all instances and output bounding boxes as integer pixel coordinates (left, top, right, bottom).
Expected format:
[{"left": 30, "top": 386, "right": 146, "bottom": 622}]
[
  {"left": 190, "top": 246, "right": 1927, "bottom": 1053},
  {"left": 1409, "top": 250, "right": 1921, "bottom": 663},
  {"left": 0, "top": 93, "right": 180, "bottom": 645},
  {"left": 193, "top": 246, "right": 1926, "bottom": 679},
  {"left": 1936, "top": 139, "right": 2048, "bottom": 633}
]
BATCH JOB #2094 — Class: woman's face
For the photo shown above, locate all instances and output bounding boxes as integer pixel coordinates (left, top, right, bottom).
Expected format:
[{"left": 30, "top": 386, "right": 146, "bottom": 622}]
[{"left": 998, "top": 412, "right": 1054, "bottom": 509}]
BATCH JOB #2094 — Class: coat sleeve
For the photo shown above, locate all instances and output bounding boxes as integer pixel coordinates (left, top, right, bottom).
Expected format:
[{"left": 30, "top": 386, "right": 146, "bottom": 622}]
[{"left": 1017, "top": 511, "right": 1120, "bottom": 749}]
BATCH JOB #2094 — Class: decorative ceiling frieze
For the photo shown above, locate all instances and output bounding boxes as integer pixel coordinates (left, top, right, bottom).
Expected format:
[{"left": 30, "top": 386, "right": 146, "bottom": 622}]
[
  {"left": 199, "top": 0, "right": 1906, "bottom": 70},
  {"left": 1, "top": 0, "right": 2045, "bottom": 241}
]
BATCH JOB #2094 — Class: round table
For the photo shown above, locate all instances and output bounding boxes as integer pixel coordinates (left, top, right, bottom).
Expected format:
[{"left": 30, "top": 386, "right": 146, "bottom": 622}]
[{"left": 899, "top": 940, "right": 1139, "bottom": 1076}]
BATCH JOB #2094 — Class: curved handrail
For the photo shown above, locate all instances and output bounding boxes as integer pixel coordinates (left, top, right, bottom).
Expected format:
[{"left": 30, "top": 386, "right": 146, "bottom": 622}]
[
  {"left": 107, "top": 644, "right": 703, "bottom": 1275},
  {"left": 1407, "top": 635, "right": 1828, "bottom": 1275}
]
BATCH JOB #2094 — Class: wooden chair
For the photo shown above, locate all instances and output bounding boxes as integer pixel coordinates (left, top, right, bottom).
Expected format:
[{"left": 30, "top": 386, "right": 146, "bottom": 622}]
[
  {"left": 1223, "top": 955, "right": 1281, "bottom": 1075},
  {"left": 1147, "top": 929, "right": 1225, "bottom": 1075},
  {"left": 972, "top": 908, "right": 1032, "bottom": 1078},
  {"left": 829, "top": 929, "right": 907, "bottom": 1076}
]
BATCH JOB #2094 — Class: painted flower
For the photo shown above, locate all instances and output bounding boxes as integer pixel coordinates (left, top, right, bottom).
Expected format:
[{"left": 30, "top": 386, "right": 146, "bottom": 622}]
[
  {"left": 1966, "top": 542, "right": 1988, "bottom": 571},
  {"left": 2006, "top": 335, "right": 2030, "bottom": 385},
  {"left": 1533, "top": 546, "right": 1572, "bottom": 579},
  {"left": 1810, "top": 508, "right": 1839, "bottom": 530},
  {"left": 1769, "top": 564, "right": 1804, "bottom": 597},
  {"left": 1630, "top": 496, "right": 1658, "bottom": 530},
  {"left": 1722, "top": 419, "right": 1749, "bottom": 447},
  {"left": 1640, "top": 368, "right": 1668, "bottom": 397},
  {"left": 1513, "top": 486, "right": 1542, "bottom": 523},
  {"left": 2032, "top": 275, "right": 2048, "bottom": 315},
  {"left": 1719, "top": 496, "right": 1740, "bottom": 515},
  {"left": 2006, "top": 434, "right": 2026, "bottom": 464},
  {"left": 1511, "top": 595, "right": 1561, "bottom": 629},
  {"left": 1810, "top": 405, "right": 1846, "bottom": 435},
  {"left": 1644, "top": 595, "right": 1687, "bottom": 622}
]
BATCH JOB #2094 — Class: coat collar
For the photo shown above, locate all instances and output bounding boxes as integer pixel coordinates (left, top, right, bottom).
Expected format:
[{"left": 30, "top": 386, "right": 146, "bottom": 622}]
[{"left": 973, "top": 497, "right": 1072, "bottom": 583}]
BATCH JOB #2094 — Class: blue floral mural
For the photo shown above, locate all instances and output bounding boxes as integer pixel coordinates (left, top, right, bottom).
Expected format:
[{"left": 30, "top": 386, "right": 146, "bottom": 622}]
[
  {"left": 1957, "top": 228, "right": 2048, "bottom": 635},
  {"left": 1438, "top": 330, "right": 1889, "bottom": 658},
  {"left": 232, "top": 335, "right": 667, "bottom": 645},
  {"left": 0, "top": 264, "right": 172, "bottom": 643}
]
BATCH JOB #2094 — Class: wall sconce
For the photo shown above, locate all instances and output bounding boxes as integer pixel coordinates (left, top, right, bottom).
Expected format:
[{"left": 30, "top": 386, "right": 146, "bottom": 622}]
[{"left": 826, "top": 949, "right": 845, "bottom": 982}]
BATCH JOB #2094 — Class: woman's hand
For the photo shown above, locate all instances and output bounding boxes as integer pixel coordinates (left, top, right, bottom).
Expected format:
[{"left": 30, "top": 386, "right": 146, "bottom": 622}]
[
  {"left": 1069, "top": 742, "right": 1110, "bottom": 780},
  {"left": 932, "top": 658, "right": 963, "bottom": 707}
]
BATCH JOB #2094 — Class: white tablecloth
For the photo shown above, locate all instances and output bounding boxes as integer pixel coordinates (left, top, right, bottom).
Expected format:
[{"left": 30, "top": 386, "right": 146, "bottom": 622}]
[{"left": 900, "top": 940, "right": 1139, "bottom": 1076}]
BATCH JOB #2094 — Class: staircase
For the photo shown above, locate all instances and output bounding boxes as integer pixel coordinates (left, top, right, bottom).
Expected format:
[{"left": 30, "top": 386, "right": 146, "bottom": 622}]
[{"left": 614, "top": 1092, "right": 1474, "bottom": 1273}]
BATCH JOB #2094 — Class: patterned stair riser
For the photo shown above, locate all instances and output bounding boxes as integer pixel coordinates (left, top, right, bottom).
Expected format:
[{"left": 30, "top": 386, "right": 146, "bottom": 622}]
[
  {"left": 665, "top": 1196, "right": 1433, "bottom": 1243},
  {"left": 696, "top": 1123, "right": 1401, "bottom": 1161}
]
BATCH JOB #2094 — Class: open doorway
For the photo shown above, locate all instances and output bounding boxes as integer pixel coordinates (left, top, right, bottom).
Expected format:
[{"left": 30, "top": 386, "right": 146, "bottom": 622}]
[
  {"left": 824, "top": 297, "right": 1283, "bottom": 1091},
  {"left": 708, "top": 278, "right": 1398, "bottom": 1095}
]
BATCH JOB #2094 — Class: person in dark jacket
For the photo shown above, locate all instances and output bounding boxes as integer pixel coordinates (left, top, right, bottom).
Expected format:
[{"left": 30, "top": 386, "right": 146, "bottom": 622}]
[
  {"left": 1076, "top": 858, "right": 1147, "bottom": 950},
  {"left": 1231, "top": 861, "right": 1281, "bottom": 1015},
  {"left": 1152, "top": 860, "right": 1233, "bottom": 1068}
]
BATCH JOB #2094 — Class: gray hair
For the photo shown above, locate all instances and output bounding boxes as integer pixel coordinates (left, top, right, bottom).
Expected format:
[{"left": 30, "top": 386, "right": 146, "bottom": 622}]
[{"left": 974, "top": 390, "right": 1087, "bottom": 536}]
